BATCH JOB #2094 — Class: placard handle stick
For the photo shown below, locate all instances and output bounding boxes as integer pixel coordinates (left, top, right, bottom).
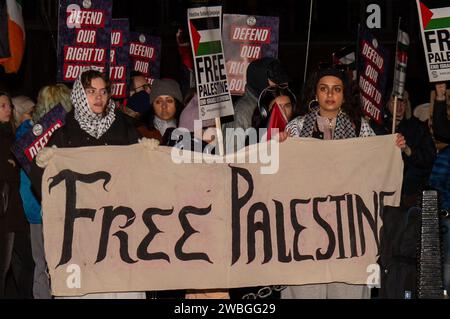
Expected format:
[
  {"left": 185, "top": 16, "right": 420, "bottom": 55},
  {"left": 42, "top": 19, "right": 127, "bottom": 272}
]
[
  {"left": 215, "top": 117, "right": 225, "bottom": 156},
  {"left": 392, "top": 95, "right": 398, "bottom": 134}
]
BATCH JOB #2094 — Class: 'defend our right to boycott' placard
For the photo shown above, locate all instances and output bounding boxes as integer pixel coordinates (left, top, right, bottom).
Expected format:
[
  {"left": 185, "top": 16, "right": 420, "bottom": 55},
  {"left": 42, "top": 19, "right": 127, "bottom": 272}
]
[
  {"left": 358, "top": 28, "right": 390, "bottom": 125},
  {"left": 57, "top": 0, "right": 112, "bottom": 83},
  {"left": 188, "top": 6, "right": 234, "bottom": 121},
  {"left": 222, "top": 14, "right": 279, "bottom": 96},
  {"left": 128, "top": 32, "right": 161, "bottom": 80},
  {"left": 110, "top": 19, "right": 130, "bottom": 99},
  {"left": 416, "top": 0, "right": 450, "bottom": 82}
]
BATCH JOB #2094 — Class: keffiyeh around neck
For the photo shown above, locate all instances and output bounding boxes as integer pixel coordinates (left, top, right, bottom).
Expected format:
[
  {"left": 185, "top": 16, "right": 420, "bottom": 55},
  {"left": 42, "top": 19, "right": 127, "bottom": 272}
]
[
  {"left": 72, "top": 77, "right": 116, "bottom": 139},
  {"left": 299, "top": 106, "right": 357, "bottom": 140}
]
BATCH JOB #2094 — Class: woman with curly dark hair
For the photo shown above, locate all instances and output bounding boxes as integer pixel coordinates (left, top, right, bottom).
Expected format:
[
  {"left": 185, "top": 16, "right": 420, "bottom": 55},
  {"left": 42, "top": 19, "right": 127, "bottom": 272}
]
[
  {"left": 281, "top": 67, "right": 406, "bottom": 299},
  {"left": 286, "top": 67, "right": 374, "bottom": 139}
]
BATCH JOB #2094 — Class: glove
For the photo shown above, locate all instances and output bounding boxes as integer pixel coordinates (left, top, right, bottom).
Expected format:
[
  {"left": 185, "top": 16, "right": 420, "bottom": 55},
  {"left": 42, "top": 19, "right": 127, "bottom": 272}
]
[
  {"left": 139, "top": 138, "right": 160, "bottom": 151},
  {"left": 36, "top": 146, "right": 56, "bottom": 168}
]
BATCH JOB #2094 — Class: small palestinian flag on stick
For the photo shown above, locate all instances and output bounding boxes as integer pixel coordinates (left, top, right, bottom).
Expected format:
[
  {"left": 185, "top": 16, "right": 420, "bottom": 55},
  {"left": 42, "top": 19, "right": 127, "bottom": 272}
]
[
  {"left": 393, "top": 23, "right": 409, "bottom": 99},
  {"left": 332, "top": 46, "right": 357, "bottom": 81}
]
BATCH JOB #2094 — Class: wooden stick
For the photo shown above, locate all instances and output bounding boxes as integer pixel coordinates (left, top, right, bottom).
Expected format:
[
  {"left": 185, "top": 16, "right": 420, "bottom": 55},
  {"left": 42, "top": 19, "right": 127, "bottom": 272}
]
[
  {"left": 392, "top": 95, "right": 398, "bottom": 134},
  {"left": 215, "top": 117, "right": 224, "bottom": 156}
]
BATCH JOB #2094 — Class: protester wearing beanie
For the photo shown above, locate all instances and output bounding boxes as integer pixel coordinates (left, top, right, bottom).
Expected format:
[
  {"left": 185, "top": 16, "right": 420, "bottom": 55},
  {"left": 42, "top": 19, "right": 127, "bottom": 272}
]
[{"left": 148, "top": 79, "right": 184, "bottom": 145}]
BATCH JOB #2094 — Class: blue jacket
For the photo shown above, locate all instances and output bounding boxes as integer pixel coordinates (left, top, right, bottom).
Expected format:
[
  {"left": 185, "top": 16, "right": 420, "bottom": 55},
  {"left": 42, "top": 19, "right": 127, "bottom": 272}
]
[
  {"left": 429, "top": 146, "right": 450, "bottom": 210},
  {"left": 15, "top": 120, "right": 42, "bottom": 224}
]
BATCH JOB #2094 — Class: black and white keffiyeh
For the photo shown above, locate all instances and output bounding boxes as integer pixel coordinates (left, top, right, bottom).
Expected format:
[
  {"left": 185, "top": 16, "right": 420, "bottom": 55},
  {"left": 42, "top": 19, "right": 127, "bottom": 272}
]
[
  {"left": 72, "top": 75, "right": 116, "bottom": 139},
  {"left": 298, "top": 106, "right": 357, "bottom": 140}
]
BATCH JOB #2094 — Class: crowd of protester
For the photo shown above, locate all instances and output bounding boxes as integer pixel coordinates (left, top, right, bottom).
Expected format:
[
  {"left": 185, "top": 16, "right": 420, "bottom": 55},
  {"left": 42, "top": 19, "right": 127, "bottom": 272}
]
[{"left": 0, "top": 31, "right": 449, "bottom": 300}]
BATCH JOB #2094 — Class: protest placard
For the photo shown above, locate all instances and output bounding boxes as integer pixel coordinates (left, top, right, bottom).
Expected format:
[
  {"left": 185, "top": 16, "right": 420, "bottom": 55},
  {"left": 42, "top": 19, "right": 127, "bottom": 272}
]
[
  {"left": 188, "top": 6, "right": 234, "bottom": 121},
  {"left": 57, "top": 0, "right": 112, "bottom": 82},
  {"left": 110, "top": 19, "right": 130, "bottom": 99},
  {"left": 129, "top": 32, "right": 161, "bottom": 80},
  {"left": 223, "top": 14, "right": 279, "bottom": 95},
  {"left": 416, "top": 0, "right": 450, "bottom": 82},
  {"left": 358, "top": 28, "right": 390, "bottom": 124}
]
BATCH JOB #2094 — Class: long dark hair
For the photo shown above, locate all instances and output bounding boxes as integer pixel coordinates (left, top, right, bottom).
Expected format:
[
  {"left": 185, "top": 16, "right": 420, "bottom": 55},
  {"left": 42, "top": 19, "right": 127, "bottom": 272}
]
[
  {"left": 300, "top": 67, "right": 363, "bottom": 126},
  {"left": 0, "top": 91, "right": 15, "bottom": 133}
]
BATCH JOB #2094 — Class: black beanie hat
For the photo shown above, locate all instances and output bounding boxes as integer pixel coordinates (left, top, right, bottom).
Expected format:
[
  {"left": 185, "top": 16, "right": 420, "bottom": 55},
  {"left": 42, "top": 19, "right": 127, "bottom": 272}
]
[{"left": 246, "top": 57, "right": 290, "bottom": 96}]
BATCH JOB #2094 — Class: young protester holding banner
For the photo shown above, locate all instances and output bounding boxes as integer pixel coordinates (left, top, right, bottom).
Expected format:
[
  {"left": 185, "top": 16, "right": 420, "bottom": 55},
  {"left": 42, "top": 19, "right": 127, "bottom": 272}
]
[
  {"left": 0, "top": 92, "right": 34, "bottom": 299},
  {"left": 32, "top": 70, "right": 144, "bottom": 299},
  {"left": 283, "top": 67, "right": 406, "bottom": 299}
]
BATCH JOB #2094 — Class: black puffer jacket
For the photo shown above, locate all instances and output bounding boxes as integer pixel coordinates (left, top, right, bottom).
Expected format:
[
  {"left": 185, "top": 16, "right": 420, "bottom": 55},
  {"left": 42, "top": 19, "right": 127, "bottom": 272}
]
[
  {"left": 48, "top": 110, "right": 139, "bottom": 148},
  {"left": 0, "top": 122, "right": 28, "bottom": 235},
  {"left": 30, "top": 110, "right": 140, "bottom": 198},
  {"left": 432, "top": 100, "right": 450, "bottom": 142}
]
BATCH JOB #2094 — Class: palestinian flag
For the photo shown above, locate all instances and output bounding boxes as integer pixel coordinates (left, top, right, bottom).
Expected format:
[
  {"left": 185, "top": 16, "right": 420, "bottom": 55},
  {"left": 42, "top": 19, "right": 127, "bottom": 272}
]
[
  {"left": 0, "top": 0, "right": 25, "bottom": 73},
  {"left": 189, "top": 17, "right": 222, "bottom": 57},
  {"left": 393, "top": 29, "right": 410, "bottom": 98},
  {"left": 332, "top": 46, "right": 357, "bottom": 81},
  {"left": 396, "top": 29, "right": 409, "bottom": 65},
  {"left": 266, "top": 102, "right": 288, "bottom": 141},
  {"left": 419, "top": 2, "right": 450, "bottom": 30},
  {"left": 333, "top": 46, "right": 356, "bottom": 68}
]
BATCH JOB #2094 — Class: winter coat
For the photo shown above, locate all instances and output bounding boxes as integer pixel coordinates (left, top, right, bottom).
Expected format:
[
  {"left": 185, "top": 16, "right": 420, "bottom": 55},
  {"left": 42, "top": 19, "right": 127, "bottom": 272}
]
[
  {"left": 48, "top": 110, "right": 139, "bottom": 148},
  {"left": 30, "top": 110, "right": 140, "bottom": 198},
  {"left": 0, "top": 122, "right": 28, "bottom": 234},
  {"left": 222, "top": 88, "right": 259, "bottom": 153},
  {"left": 372, "top": 115, "right": 436, "bottom": 203},
  {"left": 433, "top": 100, "right": 450, "bottom": 142},
  {"left": 396, "top": 117, "right": 436, "bottom": 198}
]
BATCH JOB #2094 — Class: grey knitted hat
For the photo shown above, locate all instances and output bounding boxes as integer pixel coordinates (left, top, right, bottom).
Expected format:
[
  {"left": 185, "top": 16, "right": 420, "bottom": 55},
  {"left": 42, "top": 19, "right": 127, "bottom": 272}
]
[{"left": 149, "top": 79, "right": 183, "bottom": 105}]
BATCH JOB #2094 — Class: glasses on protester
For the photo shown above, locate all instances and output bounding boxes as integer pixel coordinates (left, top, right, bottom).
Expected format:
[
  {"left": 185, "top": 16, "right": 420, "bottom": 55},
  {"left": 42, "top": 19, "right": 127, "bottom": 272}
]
[
  {"left": 85, "top": 88, "right": 108, "bottom": 96},
  {"left": 131, "top": 83, "right": 150, "bottom": 94}
]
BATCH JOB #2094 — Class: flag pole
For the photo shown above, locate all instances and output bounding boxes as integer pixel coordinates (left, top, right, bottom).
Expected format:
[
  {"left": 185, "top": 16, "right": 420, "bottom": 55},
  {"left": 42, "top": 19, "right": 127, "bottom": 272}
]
[
  {"left": 392, "top": 18, "right": 401, "bottom": 134},
  {"left": 392, "top": 96, "right": 398, "bottom": 134},
  {"left": 355, "top": 23, "right": 361, "bottom": 85},
  {"left": 302, "top": 0, "right": 314, "bottom": 94},
  {"left": 215, "top": 117, "right": 224, "bottom": 156}
]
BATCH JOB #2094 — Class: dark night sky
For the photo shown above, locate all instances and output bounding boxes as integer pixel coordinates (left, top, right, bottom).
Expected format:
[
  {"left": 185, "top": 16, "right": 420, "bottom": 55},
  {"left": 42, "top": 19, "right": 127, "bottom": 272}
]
[{"left": 1, "top": 0, "right": 448, "bottom": 107}]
